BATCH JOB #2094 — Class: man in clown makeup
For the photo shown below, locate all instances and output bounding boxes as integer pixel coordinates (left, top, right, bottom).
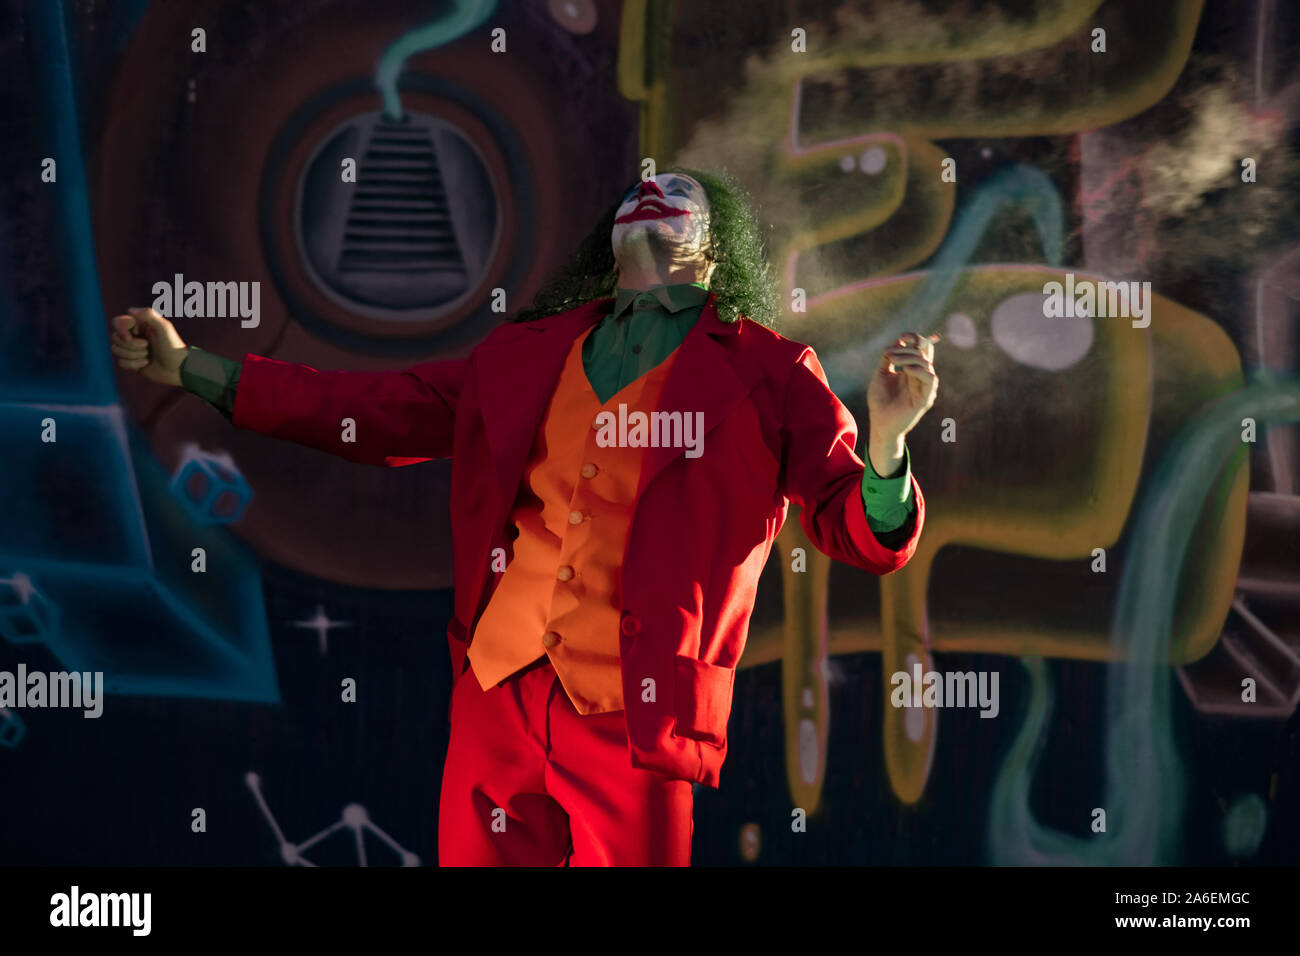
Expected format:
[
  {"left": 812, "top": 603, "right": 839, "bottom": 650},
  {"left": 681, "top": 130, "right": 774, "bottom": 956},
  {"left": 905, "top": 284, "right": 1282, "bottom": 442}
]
[{"left": 109, "top": 166, "right": 938, "bottom": 866}]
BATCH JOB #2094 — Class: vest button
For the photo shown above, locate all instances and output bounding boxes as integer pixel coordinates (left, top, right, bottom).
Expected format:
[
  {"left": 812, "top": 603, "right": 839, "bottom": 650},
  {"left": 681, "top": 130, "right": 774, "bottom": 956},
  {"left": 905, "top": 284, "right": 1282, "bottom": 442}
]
[
  {"left": 580, "top": 463, "right": 598, "bottom": 479},
  {"left": 542, "top": 631, "right": 561, "bottom": 649},
  {"left": 556, "top": 565, "right": 574, "bottom": 582},
  {"left": 620, "top": 614, "right": 641, "bottom": 637},
  {"left": 568, "top": 510, "right": 584, "bottom": 525}
]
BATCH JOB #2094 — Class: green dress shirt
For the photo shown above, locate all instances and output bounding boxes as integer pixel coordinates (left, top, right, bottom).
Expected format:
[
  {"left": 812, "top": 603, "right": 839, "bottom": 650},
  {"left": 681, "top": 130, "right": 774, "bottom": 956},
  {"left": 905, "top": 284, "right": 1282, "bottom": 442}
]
[{"left": 180, "top": 282, "right": 916, "bottom": 539}]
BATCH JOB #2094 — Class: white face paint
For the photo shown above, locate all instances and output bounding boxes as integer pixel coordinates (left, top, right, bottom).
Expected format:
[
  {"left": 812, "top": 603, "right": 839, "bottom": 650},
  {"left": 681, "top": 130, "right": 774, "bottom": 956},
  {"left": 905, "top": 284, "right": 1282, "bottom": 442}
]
[{"left": 610, "top": 173, "right": 711, "bottom": 274}]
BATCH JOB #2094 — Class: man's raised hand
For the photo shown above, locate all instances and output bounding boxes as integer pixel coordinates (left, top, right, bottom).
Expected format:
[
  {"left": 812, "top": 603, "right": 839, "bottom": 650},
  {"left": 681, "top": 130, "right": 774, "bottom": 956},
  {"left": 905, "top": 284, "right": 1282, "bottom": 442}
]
[
  {"left": 865, "top": 331, "right": 940, "bottom": 476},
  {"left": 109, "top": 307, "right": 188, "bottom": 387}
]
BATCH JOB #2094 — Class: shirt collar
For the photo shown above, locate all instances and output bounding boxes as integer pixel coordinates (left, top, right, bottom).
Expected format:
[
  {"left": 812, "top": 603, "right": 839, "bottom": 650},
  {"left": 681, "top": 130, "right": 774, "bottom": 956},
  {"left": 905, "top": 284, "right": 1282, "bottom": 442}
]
[{"left": 611, "top": 282, "right": 709, "bottom": 320}]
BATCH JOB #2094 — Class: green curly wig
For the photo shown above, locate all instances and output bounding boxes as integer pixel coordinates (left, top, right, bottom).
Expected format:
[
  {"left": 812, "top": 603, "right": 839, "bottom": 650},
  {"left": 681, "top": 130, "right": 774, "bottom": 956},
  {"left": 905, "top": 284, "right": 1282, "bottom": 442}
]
[{"left": 513, "top": 166, "right": 779, "bottom": 327}]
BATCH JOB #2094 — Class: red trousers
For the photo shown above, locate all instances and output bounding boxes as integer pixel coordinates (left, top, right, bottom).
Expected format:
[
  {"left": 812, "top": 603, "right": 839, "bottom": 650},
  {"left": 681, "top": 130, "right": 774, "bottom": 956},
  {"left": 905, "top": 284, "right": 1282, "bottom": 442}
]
[{"left": 438, "top": 658, "right": 694, "bottom": 866}]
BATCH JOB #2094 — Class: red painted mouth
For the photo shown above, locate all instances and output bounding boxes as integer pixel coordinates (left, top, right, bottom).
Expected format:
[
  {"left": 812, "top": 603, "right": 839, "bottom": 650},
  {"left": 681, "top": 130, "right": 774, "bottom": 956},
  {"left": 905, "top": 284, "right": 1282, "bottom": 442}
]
[{"left": 614, "top": 199, "right": 689, "bottom": 224}]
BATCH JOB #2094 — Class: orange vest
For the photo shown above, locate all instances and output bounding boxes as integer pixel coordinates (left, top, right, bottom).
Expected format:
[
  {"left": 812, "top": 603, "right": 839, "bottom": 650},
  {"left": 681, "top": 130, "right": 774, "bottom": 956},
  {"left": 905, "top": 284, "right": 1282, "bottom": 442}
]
[{"left": 467, "top": 325, "right": 678, "bottom": 714}]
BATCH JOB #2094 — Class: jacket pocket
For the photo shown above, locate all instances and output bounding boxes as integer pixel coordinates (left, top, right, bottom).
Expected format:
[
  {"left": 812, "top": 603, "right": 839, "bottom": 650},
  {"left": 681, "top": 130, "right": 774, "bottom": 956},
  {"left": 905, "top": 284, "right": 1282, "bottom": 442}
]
[{"left": 673, "top": 654, "right": 736, "bottom": 747}]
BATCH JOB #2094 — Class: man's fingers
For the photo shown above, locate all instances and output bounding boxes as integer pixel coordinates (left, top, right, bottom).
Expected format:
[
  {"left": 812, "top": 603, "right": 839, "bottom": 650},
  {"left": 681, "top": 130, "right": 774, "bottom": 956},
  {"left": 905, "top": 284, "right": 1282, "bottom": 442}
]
[
  {"left": 111, "top": 314, "right": 139, "bottom": 339},
  {"left": 897, "top": 364, "right": 938, "bottom": 401},
  {"left": 881, "top": 342, "right": 930, "bottom": 376},
  {"left": 126, "top": 307, "right": 167, "bottom": 336},
  {"left": 882, "top": 359, "right": 936, "bottom": 389},
  {"left": 876, "top": 338, "right": 938, "bottom": 380},
  {"left": 888, "top": 359, "right": 937, "bottom": 392},
  {"left": 110, "top": 341, "right": 147, "bottom": 360},
  {"left": 890, "top": 367, "right": 934, "bottom": 388},
  {"left": 886, "top": 345, "right": 930, "bottom": 360},
  {"left": 115, "top": 356, "right": 149, "bottom": 371},
  {"left": 895, "top": 331, "right": 937, "bottom": 361},
  {"left": 899, "top": 365, "right": 937, "bottom": 383},
  {"left": 887, "top": 357, "right": 936, "bottom": 376}
]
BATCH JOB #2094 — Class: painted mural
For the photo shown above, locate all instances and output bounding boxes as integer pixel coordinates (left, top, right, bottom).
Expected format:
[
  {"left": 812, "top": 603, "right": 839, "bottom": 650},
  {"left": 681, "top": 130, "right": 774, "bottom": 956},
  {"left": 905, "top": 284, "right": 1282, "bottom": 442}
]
[{"left": 0, "top": 0, "right": 1295, "bottom": 866}]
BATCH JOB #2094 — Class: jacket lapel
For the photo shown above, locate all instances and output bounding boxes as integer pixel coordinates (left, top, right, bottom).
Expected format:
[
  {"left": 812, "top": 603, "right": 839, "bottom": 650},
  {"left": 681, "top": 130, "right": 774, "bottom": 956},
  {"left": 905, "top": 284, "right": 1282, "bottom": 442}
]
[
  {"left": 637, "top": 293, "right": 757, "bottom": 496},
  {"left": 475, "top": 299, "right": 610, "bottom": 513},
  {"left": 475, "top": 293, "right": 758, "bottom": 516}
]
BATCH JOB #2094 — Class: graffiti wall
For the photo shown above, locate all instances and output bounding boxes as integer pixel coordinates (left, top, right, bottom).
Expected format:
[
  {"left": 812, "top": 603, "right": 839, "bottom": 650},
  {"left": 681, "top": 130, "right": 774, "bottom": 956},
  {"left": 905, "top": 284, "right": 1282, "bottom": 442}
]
[{"left": 1, "top": 0, "right": 1296, "bottom": 867}]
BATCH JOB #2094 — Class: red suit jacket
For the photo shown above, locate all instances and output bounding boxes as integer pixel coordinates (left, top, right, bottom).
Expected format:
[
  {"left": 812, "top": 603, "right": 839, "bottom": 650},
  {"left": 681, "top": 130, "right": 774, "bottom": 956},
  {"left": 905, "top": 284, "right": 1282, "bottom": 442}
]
[{"left": 231, "top": 294, "right": 925, "bottom": 787}]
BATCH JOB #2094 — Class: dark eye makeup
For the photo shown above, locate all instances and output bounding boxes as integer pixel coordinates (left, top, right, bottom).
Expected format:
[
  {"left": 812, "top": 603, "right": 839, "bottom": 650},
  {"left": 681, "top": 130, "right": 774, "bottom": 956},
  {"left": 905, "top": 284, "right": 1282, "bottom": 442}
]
[{"left": 619, "top": 176, "right": 695, "bottom": 202}]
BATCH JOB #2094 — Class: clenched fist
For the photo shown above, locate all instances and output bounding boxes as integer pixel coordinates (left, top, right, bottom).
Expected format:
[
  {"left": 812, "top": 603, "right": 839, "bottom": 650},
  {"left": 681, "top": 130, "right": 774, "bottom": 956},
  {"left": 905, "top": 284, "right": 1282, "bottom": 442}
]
[{"left": 109, "top": 307, "right": 189, "bottom": 387}]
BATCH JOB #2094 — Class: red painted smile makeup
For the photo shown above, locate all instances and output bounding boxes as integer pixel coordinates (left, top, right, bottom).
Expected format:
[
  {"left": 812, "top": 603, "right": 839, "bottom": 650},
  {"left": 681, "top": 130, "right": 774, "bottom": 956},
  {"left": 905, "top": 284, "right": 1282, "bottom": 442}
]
[
  {"left": 614, "top": 199, "right": 689, "bottom": 224},
  {"left": 610, "top": 173, "right": 711, "bottom": 255}
]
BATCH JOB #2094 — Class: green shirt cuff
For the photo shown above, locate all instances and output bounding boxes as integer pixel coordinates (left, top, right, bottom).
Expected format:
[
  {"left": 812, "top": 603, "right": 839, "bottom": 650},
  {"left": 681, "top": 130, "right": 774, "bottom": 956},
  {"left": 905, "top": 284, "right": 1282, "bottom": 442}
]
[
  {"left": 861, "top": 444, "right": 914, "bottom": 532},
  {"left": 180, "top": 347, "right": 242, "bottom": 418}
]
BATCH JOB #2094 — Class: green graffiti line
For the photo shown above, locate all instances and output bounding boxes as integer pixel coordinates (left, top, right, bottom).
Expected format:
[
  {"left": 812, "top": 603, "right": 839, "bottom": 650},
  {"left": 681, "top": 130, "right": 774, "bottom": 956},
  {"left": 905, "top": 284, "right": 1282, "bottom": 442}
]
[
  {"left": 1223, "top": 793, "right": 1269, "bottom": 859},
  {"left": 375, "top": 0, "right": 498, "bottom": 120},
  {"left": 822, "top": 163, "right": 1063, "bottom": 393},
  {"left": 988, "top": 377, "right": 1300, "bottom": 865}
]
